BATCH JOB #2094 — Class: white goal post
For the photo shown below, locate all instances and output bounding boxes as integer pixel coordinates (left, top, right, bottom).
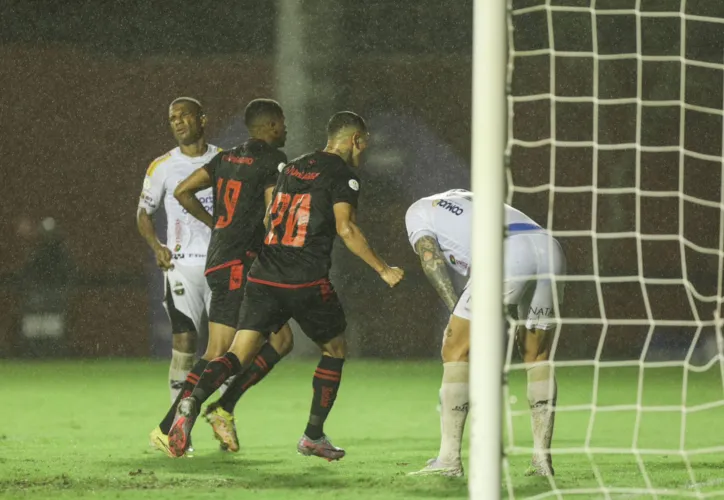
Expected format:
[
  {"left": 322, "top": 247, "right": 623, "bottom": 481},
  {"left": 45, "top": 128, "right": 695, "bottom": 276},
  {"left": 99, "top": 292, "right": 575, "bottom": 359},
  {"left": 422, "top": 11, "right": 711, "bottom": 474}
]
[
  {"left": 469, "top": 0, "right": 506, "bottom": 498},
  {"left": 471, "top": 0, "right": 724, "bottom": 498}
]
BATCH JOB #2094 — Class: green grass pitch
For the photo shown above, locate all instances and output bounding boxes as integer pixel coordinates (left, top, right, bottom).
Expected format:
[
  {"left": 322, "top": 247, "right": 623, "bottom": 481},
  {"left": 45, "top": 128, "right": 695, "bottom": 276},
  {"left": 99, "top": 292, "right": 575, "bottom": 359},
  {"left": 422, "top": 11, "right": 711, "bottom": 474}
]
[{"left": 2, "top": 359, "right": 724, "bottom": 499}]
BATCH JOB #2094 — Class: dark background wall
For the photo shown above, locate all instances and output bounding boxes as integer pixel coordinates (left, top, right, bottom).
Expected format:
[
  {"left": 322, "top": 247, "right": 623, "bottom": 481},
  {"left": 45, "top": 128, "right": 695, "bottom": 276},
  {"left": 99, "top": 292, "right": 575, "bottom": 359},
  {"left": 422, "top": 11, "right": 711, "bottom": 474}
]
[
  {"left": 2, "top": 0, "right": 720, "bottom": 361},
  {"left": 0, "top": 1, "right": 472, "bottom": 359}
]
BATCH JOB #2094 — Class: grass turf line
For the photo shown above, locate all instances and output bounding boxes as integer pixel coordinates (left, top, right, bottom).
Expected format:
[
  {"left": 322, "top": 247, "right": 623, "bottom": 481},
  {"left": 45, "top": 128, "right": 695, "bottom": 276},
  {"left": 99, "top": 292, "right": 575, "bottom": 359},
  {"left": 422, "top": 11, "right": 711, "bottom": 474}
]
[{"left": 2, "top": 360, "right": 724, "bottom": 499}]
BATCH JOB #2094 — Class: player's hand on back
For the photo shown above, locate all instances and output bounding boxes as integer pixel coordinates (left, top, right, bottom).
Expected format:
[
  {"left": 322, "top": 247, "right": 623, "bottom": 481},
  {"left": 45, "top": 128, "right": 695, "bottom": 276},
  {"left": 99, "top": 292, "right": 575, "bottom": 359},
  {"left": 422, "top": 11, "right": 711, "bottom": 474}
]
[
  {"left": 378, "top": 266, "right": 404, "bottom": 288},
  {"left": 154, "top": 245, "right": 174, "bottom": 270}
]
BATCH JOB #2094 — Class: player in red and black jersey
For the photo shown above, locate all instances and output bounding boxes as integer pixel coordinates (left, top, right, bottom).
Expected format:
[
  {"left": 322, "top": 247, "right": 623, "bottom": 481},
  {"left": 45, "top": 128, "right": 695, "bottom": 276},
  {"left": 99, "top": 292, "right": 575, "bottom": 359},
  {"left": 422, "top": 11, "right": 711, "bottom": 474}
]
[
  {"left": 150, "top": 99, "right": 294, "bottom": 457},
  {"left": 168, "top": 111, "right": 404, "bottom": 460}
]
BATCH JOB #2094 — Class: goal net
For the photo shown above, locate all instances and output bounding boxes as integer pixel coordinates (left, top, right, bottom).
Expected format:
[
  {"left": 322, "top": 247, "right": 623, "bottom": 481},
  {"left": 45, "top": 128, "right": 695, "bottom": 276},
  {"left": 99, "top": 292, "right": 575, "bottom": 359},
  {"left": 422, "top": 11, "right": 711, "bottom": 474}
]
[{"left": 500, "top": 0, "right": 724, "bottom": 498}]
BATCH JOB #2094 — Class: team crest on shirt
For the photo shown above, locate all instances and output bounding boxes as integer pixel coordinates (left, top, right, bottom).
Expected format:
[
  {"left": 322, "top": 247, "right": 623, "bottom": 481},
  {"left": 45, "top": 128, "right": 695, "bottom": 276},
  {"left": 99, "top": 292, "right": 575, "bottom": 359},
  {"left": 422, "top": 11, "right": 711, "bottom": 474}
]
[
  {"left": 348, "top": 179, "right": 359, "bottom": 191},
  {"left": 174, "top": 244, "right": 182, "bottom": 252},
  {"left": 172, "top": 281, "right": 185, "bottom": 296}
]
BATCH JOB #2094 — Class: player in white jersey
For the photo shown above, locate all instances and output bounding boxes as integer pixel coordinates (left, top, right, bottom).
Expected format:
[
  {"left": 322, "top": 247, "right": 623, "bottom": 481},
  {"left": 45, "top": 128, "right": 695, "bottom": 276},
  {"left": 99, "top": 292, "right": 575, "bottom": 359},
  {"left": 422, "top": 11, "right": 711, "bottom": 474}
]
[
  {"left": 137, "top": 97, "right": 218, "bottom": 415},
  {"left": 405, "top": 189, "right": 565, "bottom": 477}
]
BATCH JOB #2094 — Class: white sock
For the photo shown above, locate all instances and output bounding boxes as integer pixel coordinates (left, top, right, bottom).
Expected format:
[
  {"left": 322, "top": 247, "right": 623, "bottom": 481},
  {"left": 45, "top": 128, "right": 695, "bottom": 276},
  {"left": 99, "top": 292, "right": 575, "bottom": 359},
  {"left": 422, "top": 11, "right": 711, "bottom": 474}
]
[
  {"left": 169, "top": 349, "right": 194, "bottom": 403},
  {"left": 527, "top": 363, "right": 557, "bottom": 466},
  {"left": 437, "top": 362, "right": 469, "bottom": 466}
]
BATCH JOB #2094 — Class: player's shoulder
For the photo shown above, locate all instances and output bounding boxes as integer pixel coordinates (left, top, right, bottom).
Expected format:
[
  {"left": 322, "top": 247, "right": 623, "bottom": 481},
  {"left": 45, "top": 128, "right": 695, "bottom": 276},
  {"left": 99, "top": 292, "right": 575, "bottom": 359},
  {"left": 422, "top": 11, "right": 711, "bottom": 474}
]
[
  {"left": 431, "top": 189, "right": 472, "bottom": 203},
  {"left": 406, "top": 195, "right": 430, "bottom": 219},
  {"left": 336, "top": 163, "right": 360, "bottom": 193},
  {"left": 408, "top": 189, "right": 472, "bottom": 218},
  {"left": 315, "top": 153, "right": 360, "bottom": 193},
  {"left": 145, "top": 150, "right": 174, "bottom": 177},
  {"left": 207, "top": 143, "right": 222, "bottom": 156},
  {"left": 234, "top": 139, "right": 286, "bottom": 164},
  {"left": 312, "top": 151, "right": 358, "bottom": 181},
  {"left": 429, "top": 189, "right": 471, "bottom": 211},
  {"left": 285, "top": 150, "right": 320, "bottom": 166},
  {"left": 266, "top": 148, "right": 287, "bottom": 170}
]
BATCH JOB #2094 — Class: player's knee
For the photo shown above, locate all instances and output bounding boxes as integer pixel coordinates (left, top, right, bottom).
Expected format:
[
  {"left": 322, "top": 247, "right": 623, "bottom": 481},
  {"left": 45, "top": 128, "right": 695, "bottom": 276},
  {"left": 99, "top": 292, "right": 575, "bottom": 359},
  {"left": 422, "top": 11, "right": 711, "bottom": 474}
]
[
  {"left": 203, "top": 337, "right": 231, "bottom": 360},
  {"left": 203, "top": 323, "right": 237, "bottom": 360},
  {"left": 172, "top": 331, "right": 197, "bottom": 354},
  {"left": 441, "top": 325, "right": 469, "bottom": 363},
  {"left": 269, "top": 324, "right": 294, "bottom": 357},
  {"left": 319, "top": 334, "right": 347, "bottom": 359}
]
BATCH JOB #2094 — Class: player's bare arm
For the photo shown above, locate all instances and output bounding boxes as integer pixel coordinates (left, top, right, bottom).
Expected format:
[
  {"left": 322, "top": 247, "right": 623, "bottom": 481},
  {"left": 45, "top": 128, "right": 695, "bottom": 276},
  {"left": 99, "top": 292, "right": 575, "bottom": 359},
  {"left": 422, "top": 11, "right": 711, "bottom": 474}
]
[
  {"left": 174, "top": 167, "right": 214, "bottom": 229},
  {"left": 263, "top": 185, "right": 275, "bottom": 230},
  {"left": 414, "top": 235, "right": 458, "bottom": 312},
  {"left": 136, "top": 208, "right": 173, "bottom": 270},
  {"left": 333, "top": 201, "right": 404, "bottom": 287}
]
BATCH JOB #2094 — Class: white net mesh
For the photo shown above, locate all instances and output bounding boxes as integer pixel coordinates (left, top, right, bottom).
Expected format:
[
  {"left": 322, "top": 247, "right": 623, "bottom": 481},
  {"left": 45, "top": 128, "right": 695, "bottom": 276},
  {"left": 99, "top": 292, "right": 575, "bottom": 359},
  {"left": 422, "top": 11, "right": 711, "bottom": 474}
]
[{"left": 504, "top": 0, "right": 724, "bottom": 497}]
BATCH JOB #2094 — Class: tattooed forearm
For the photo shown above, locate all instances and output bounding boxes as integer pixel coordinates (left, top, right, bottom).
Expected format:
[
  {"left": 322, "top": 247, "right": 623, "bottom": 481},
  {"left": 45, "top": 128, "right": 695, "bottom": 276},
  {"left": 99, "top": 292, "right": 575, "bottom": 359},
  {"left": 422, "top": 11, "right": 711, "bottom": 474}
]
[{"left": 415, "top": 236, "right": 458, "bottom": 312}]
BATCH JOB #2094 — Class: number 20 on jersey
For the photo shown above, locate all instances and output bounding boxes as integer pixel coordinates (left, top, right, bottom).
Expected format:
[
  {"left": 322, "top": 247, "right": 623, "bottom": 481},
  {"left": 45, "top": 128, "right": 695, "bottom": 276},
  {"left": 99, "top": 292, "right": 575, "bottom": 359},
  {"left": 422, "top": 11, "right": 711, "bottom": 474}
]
[{"left": 265, "top": 192, "right": 311, "bottom": 248}]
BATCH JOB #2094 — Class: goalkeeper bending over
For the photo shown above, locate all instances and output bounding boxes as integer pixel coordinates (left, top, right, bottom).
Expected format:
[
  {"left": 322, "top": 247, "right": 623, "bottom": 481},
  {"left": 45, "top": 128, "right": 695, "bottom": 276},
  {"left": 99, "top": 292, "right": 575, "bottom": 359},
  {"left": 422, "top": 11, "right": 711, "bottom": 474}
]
[{"left": 405, "top": 189, "right": 565, "bottom": 477}]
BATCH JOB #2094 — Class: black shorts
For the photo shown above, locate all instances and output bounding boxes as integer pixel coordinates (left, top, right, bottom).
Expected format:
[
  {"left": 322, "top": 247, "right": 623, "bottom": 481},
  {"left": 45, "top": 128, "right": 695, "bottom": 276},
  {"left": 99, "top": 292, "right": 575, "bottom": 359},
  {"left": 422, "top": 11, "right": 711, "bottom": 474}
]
[
  {"left": 237, "top": 277, "right": 347, "bottom": 344},
  {"left": 164, "top": 279, "right": 196, "bottom": 334},
  {"left": 205, "top": 255, "right": 255, "bottom": 328}
]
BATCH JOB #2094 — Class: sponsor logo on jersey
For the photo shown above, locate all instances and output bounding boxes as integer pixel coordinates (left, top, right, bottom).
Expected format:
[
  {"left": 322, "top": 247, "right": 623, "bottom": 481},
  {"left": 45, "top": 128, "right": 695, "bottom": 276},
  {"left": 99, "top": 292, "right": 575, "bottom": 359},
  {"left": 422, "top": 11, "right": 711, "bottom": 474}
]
[
  {"left": 286, "top": 165, "right": 320, "bottom": 181},
  {"left": 222, "top": 154, "right": 254, "bottom": 165},
  {"left": 432, "top": 199, "right": 464, "bottom": 215},
  {"left": 348, "top": 179, "right": 360, "bottom": 191},
  {"left": 180, "top": 194, "right": 214, "bottom": 215}
]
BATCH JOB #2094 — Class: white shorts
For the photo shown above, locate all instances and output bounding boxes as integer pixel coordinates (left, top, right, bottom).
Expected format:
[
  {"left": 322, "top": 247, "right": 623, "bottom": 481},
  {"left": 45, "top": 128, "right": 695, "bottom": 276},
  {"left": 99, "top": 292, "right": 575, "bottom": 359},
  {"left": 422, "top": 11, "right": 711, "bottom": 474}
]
[
  {"left": 163, "top": 263, "right": 211, "bottom": 334},
  {"left": 452, "top": 279, "right": 472, "bottom": 321},
  {"left": 504, "top": 233, "right": 565, "bottom": 331}
]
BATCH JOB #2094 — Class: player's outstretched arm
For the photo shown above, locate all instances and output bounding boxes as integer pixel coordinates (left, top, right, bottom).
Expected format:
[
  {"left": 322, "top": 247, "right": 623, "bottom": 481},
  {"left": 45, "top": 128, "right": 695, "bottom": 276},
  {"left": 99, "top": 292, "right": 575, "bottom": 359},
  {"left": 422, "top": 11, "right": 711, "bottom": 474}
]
[
  {"left": 174, "top": 167, "right": 214, "bottom": 229},
  {"left": 333, "top": 202, "right": 404, "bottom": 288},
  {"left": 136, "top": 208, "right": 173, "bottom": 270},
  {"left": 414, "top": 235, "right": 458, "bottom": 312}
]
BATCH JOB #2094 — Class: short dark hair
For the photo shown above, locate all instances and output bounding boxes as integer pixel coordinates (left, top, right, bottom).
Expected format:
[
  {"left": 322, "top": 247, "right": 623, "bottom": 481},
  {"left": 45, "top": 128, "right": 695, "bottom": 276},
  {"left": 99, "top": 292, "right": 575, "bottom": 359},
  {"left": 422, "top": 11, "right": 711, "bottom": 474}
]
[
  {"left": 327, "top": 111, "right": 367, "bottom": 138},
  {"left": 170, "top": 97, "right": 204, "bottom": 116},
  {"left": 244, "top": 98, "right": 284, "bottom": 129}
]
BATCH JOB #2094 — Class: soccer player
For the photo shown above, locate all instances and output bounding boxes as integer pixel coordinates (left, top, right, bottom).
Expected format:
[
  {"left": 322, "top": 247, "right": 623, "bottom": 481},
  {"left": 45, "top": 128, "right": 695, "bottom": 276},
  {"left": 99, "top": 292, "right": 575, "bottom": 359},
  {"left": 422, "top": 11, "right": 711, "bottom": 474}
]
[
  {"left": 405, "top": 190, "right": 565, "bottom": 477},
  {"left": 149, "top": 99, "right": 294, "bottom": 456},
  {"left": 166, "top": 111, "right": 405, "bottom": 460},
  {"left": 137, "top": 96, "right": 218, "bottom": 418}
]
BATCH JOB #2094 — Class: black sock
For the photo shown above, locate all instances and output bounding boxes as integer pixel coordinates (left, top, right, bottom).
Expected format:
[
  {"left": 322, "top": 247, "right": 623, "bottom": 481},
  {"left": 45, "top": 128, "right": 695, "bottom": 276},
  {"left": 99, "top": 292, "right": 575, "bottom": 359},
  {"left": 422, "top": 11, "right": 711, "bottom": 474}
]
[
  {"left": 217, "top": 343, "right": 282, "bottom": 414},
  {"left": 159, "top": 358, "right": 209, "bottom": 434},
  {"left": 304, "top": 356, "right": 345, "bottom": 441},
  {"left": 190, "top": 352, "right": 242, "bottom": 407}
]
